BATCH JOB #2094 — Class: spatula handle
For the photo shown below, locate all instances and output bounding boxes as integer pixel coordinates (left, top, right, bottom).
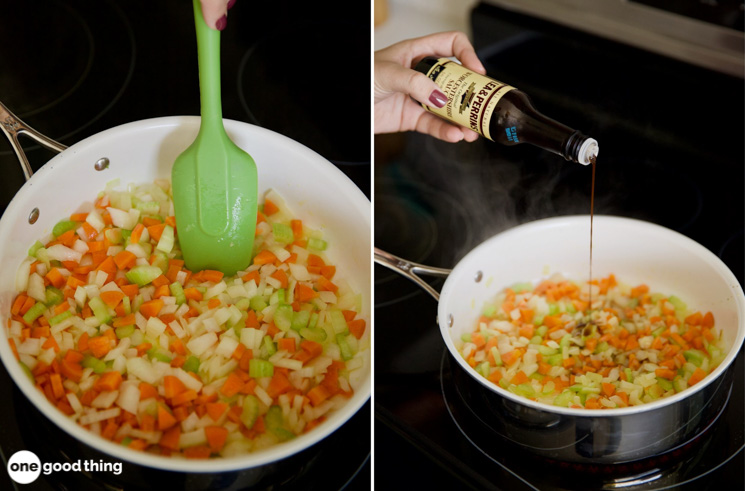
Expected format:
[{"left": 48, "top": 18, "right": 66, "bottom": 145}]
[{"left": 193, "top": 0, "right": 223, "bottom": 133}]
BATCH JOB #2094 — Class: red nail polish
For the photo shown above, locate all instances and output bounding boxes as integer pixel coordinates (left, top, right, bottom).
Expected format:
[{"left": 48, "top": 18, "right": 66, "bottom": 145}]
[
  {"left": 215, "top": 15, "right": 227, "bottom": 31},
  {"left": 429, "top": 90, "right": 447, "bottom": 108},
  {"left": 227, "top": 0, "right": 236, "bottom": 10}
]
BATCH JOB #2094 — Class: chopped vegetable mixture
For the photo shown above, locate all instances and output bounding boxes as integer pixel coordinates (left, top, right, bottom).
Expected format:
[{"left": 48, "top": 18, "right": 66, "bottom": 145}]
[
  {"left": 459, "top": 274, "right": 726, "bottom": 409},
  {"left": 6, "top": 179, "right": 368, "bottom": 457}
]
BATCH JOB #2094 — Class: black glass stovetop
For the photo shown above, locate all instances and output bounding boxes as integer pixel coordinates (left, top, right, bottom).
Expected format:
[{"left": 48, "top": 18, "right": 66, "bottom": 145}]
[
  {"left": 374, "top": 3, "right": 744, "bottom": 490},
  {"left": 0, "top": 1, "right": 370, "bottom": 489}
]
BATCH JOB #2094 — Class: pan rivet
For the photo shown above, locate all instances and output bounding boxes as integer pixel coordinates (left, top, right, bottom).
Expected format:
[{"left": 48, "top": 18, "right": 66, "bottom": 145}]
[
  {"left": 94, "top": 158, "right": 110, "bottom": 171},
  {"left": 448, "top": 314, "right": 453, "bottom": 327},
  {"left": 28, "top": 208, "right": 39, "bottom": 224},
  {"left": 474, "top": 271, "right": 483, "bottom": 283}
]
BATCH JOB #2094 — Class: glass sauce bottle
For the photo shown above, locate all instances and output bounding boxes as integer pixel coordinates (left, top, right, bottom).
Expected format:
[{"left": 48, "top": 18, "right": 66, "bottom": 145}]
[{"left": 414, "top": 56, "right": 599, "bottom": 165}]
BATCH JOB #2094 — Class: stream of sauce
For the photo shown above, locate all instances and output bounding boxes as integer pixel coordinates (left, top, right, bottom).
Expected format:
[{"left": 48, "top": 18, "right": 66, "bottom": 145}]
[{"left": 588, "top": 154, "right": 596, "bottom": 317}]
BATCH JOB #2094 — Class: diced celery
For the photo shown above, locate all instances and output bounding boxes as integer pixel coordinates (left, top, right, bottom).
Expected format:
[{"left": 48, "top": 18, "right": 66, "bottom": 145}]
[
  {"left": 249, "top": 359, "right": 274, "bottom": 378},
  {"left": 307, "top": 237, "right": 327, "bottom": 251},
  {"left": 668, "top": 296, "right": 686, "bottom": 311},
  {"left": 529, "top": 335, "right": 543, "bottom": 345},
  {"left": 120, "top": 229, "right": 132, "bottom": 243},
  {"left": 235, "top": 298, "right": 251, "bottom": 311},
  {"left": 115, "top": 325, "right": 135, "bottom": 339},
  {"left": 329, "top": 309, "right": 348, "bottom": 334},
  {"left": 28, "top": 240, "right": 44, "bottom": 258},
  {"left": 45, "top": 287, "right": 64, "bottom": 306},
  {"left": 533, "top": 316, "right": 545, "bottom": 327},
  {"left": 656, "top": 377, "right": 674, "bottom": 392},
  {"left": 265, "top": 405, "right": 283, "bottom": 429},
  {"left": 597, "top": 341, "right": 609, "bottom": 353},
  {"left": 673, "top": 376, "right": 688, "bottom": 393},
  {"left": 683, "top": 349, "right": 706, "bottom": 367},
  {"left": 645, "top": 383, "right": 664, "bottom": 400},
  {"left": 546, "top": 353, "right": 563, "bottom": 366},
  {"left": 509, "top": 383, "right": 536, "bottom": 398},
  {"left": 277, "top": 288, "right": 286, "bottom": 305},
  {"left": 135, "top": 200, "right": 159, "bottom": 214},
  {"left": 652, "top": 326, "right": 666, "bottom": 338},
  {"left": 291, "top": 310, "right": 311, "bottom": 331},
  {"left": 147, "top": 348, "right": 172, "bottom": 363},
  {"left": 476, "top": 361, "right": 490, "bottom": 378},
  {"left": 250, "top": 296, "right": 268, "bottom": 312},
  {"left": 565, "top": 302, "right": 577, "bottom": 314},
  {"left": 559, "top": 334, "right": 572, "bottom": 349},
  {"left": 624, "top": 368, "right": 634, "bottom": 383},
  {"left": 511, "top": 282, "right": 533, "bottom": 293},
  {"left": 308, "top": 312, "right": 319, "bottom": 330},
  {"left": 272, "top": 223, "right": 294, "bottom": 244},
  {"left": 535, "top": 325, "right": 548, "bottom": 337},
  {"left": 104, "top": 228, "right": 123, "bottom": 245},
  {"left": 125, "top": 265, "right": 162, "bottom": 287},
  {"left": 121, "top": 437, "right": 133, "bottom": 447},
  {"left": 548, "top": 303, "right": 560, "bottom": 316},
  {"left": 461, "top": 333, "right": 471, "bottom": 343},
  {"left": 183, "top": 356, "right": 200, "bottom": 373},
  {"left": 88, "top": 296, "right": 112, "bottom": 324},
  {"left": 241, "top": 395, "right": 260, "bottom": 428},
  {"left": 156, "top": 225, "right": 175, "bottom": 253},
  {"left": 300, "top": 327, "right": 327, "bottom": 343},
  {"left": 490, "top": 346, "right": 503, "bottom": 366},
  {"left": 553, "top": 390, "right": 574, "bottom": 407},
  {"left": 482, "top": 305, "right": 497, "bottom": 318},
  {"left": 22, "top": 302, "right": 47, "bottom": 324},
  {"left": 19, "top": 362, "right": 34, "bottom": 383},
  {"left": 82, "top": 355, "right": 107, "bottom": 373},
  {"left": 336, "top": 333, "right": 354, "bottom": 360},
  {"left": 274, "top": 305, "right": 293, "bottom": 332},
  {"left": 170, "top": 282, "right": 186, "bottom": 305},
  {"left": 53, "top": 220, "right": 79, "bottom": 237},
  {"left": 536, "top": 345, "right": 558, "bottom": 356},
  {"left": 262, "top": 335, "right": 277, "bottom": 357},
  {"left": 49, "top": 310, "right": 73, "bottom": 326}
]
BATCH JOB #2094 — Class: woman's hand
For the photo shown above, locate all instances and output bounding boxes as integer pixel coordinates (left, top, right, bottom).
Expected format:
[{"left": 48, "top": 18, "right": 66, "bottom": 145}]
[
  {"left": 374, "top": 31, "right": 487, "bottom": 143},
  {"left": 199, "top": 0, "right": 236, "bottom": 30}
]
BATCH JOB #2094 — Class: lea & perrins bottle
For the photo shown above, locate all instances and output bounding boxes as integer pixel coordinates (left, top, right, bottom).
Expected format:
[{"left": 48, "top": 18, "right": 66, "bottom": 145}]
[{"left": 414, "top": 57, "right": 599, "bottom": 165}]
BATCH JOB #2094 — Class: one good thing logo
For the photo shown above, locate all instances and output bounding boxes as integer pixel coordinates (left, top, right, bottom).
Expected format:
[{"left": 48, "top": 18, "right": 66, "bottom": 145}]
[{"left": 6, "top": 450, "right": 123, "bottom": 484}]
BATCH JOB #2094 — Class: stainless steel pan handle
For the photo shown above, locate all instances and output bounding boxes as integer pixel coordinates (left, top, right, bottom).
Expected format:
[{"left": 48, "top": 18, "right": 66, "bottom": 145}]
[
  {"left": 374, "top": 247, "right": 451, "bottom": 301},
  {"left": 0, "top": 100, "right": 67, "bottom": 180}
]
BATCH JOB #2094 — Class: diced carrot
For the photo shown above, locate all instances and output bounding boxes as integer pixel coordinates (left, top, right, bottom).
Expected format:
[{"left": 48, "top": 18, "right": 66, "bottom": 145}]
[
  {"left": 241, "top": 270, "right": 260, "bottom": 285},
  {"left": 510, "top": 371, "right": 529, "bottom": 385},
  {"left": 88, "top": 336, "right": 112, "bottom": 358},
  {"left": 94, "top": 371, "right": 123, "bottom": 391},
  {"left": 183, "top": 287, "right": 203, "bottom": 301},
  {"left": 96, "top": 256, "right": 117, "bottom": 277},
  {"left": 702, "top": 312, "right": 715, "bottom": 328},
  {"left": 171, "top": 389, "right": 197, "bottom": 406},
  {"left": 207, "top": 298, "right": 221, "bottom": 309},
  {"left": 270, "top": 269, "right": 288, "bottom": 288},
  {"left": 204, "top": 426, "right": 229, "bottom": 453},
  {"left": 601, "top": 382, "right": 616, "bottom": 397},
  {"left": 99, "top": 290, "right": 125, "bottom": 309},
  {"left": 220, "top": 372, "right": 244, "bottom": 398},
  {"left": 290, "top": 219, "right": 303, "bottom": 240},
  {"left": 316, "top": 276, "right": 338, "bottom": 293},
  {"left": 139, "top": 299, "right": 164, "bottom": 318},
  {"left": 159, "top": 426, "right": 181, "bottom": 451},
  {"left": 206, "top": 402, "right": 229, "bottom": 422},
  {"left": 294, "top": 283, "right": 318, "bottom": 303},
  {"left": 518, "top": 324, "right": 534, "bottom": 339},
  {"left": 11, "top": 295, "right": 27, "bottom": 316},
  {"left": 267, "top": 371, "right": 292, "bottom": 399},
  {"left": 655, "top": 368, "right": 676, "bottom": 380},
  {"left": 49, "top": 373, "right": 65, "bottom": 399},
  {"left": 157, "top": 404, "right": 178, "bottom": 431},
  {"left": 263, "top": 199, "right": 280, "bottom": 216},
  {"left": 307, "top": 385, "right": 331, "bottom": 406},
  {"left": 139, "top": 382, "right": 158, "bottom": 400},
  {"left": 59, "top": 359, "right": 83, "bottom": 382},
  {"left": 277, "top": 337, "right": 296, "bottom": 353},
  {"left": 184, "top": 445, "right": 212, "bottom": 459},
  {"left": 197, "top": 270, "right": 224, "bottom": 283},
  {"left": 45, "top": 268, "right": 67, "bottom": 289},
  {"left": 501, "top": 349, "right": 522, "bottom": 366},
  {"left": 163, "top": 375, "right": 187, "bottom": 399},
  {"left": 688, "top": 368, "right": 707, "bottom": 386},
  {"left": 130, "top": 223, "right": 145, "bottom": 244},
  {"left": 147, "top": 223, "right": 167, "bottom": 242},
  {"left": 244, "top": 309, "right": 260, "bottom": 328},
  {"left": 320, "top": 265, "right": 336, "bottom": 280},
  {"left": 253, "top": 250, "right": 277, "bottom": 266}
]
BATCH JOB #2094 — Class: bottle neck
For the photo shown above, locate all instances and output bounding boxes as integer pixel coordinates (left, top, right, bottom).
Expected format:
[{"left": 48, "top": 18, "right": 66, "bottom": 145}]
[{"left": 494, "top": 91, "right": 597, "bottom": 165}]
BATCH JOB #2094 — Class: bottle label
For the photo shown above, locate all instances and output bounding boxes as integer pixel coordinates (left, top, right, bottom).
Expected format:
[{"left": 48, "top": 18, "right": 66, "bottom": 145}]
[{"left": 422, "top": 58, "right": 514, "bottom": 141}]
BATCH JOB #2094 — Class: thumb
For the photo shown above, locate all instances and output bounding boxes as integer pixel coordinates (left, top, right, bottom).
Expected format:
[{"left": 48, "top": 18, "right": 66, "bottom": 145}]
[{"left": 375, "top": 61, "right": 448, "bottom": 109}]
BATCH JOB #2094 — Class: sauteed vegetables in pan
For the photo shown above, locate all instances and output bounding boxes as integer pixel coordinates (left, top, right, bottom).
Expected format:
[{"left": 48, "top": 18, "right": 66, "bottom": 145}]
[
  {"left": 6, "top": 179, "right": 368, "bottom": 458},
  {"left": 458, "top": 274, "right": 726, "bottom": 409}
]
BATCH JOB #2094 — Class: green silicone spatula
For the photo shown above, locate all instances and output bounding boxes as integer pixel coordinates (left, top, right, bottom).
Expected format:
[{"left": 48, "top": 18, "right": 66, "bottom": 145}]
[{"left": 172, "top": 0, "right": 258, "bottom": 275}]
